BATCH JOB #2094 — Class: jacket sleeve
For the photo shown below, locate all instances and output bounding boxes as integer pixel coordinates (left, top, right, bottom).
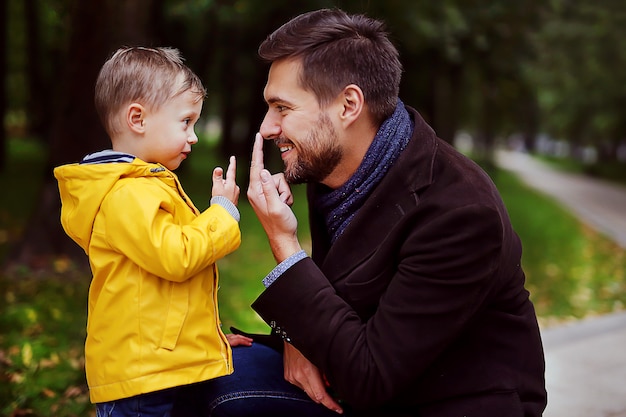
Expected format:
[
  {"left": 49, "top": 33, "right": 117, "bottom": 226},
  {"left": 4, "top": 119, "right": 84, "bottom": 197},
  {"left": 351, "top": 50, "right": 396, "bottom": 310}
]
[
  {"left": 99, "top": 180, "right": 241, "bottom": 281},
  {"left": 252, "top": 203, "right": 504, "bottom": 407}
]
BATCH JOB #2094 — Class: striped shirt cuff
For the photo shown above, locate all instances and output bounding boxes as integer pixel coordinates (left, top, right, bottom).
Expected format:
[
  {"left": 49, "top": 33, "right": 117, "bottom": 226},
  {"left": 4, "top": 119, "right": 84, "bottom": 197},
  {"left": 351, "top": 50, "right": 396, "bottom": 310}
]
[
  {"left": 210, "top": 196, "right": 240, "bottom": 222},
  {"left": 262, "top": 250, "right": 308, "bottom": 288}
]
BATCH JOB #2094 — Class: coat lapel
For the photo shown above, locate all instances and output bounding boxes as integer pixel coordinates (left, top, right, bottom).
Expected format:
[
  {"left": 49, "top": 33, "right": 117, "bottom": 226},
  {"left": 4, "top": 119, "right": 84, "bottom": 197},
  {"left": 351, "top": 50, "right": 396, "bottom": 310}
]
[{"left": 312, "top": 107, "right": 439, "bottom": 282}]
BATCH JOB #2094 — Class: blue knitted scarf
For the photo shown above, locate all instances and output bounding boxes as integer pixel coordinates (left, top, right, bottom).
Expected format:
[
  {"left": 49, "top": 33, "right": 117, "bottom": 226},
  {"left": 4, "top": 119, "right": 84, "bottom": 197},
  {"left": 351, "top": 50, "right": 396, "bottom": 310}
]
[{"left": 315, "top": 99, "right": 414, "bottom": 243}]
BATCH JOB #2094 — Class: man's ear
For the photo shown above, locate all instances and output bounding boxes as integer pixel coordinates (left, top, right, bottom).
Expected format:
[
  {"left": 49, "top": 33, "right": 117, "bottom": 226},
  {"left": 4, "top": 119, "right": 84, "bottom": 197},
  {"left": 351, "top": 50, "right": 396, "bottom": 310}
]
[
  {"left": 127, "top": 103, "right": 146, "bottom": 134},
  {"left": 339, "top": 84, "right": 364, "bottom": 127}
]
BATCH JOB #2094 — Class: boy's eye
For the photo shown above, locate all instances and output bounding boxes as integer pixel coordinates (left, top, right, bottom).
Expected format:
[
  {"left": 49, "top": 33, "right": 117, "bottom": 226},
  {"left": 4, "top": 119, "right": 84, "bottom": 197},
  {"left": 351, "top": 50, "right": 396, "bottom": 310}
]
[{"left": 184, "top": 118, "right": 191, "bottom": 125}]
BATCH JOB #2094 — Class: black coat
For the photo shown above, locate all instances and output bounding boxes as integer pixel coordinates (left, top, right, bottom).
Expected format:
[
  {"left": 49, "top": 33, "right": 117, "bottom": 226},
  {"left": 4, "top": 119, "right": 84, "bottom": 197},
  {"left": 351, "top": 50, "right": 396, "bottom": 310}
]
[{"left": 252, "top": 107, "right": 547, "bottom": 417}]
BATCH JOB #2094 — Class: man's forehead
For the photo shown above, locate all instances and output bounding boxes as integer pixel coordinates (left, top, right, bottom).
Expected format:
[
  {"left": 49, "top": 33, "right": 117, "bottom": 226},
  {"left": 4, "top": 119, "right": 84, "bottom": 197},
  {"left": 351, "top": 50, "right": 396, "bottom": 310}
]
[
  {"left": 263, "top": 59, "right": 312, "bottom": 103},
  {"left": 266, "top": 59, "right": 301, "bottom": 86}
]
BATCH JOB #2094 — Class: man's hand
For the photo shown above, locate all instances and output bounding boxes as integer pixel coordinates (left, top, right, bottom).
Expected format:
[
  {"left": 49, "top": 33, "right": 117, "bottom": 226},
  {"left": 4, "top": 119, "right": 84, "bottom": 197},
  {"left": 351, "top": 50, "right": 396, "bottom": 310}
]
[
  {"left": 283, "top": 342, "right": 343, "bottom": 414},
  {"left": 212, "top": 155, "right": 240, "bottom": 205},
  {"left": 247, "top": 133, "right": 300, "bottom": 262}
]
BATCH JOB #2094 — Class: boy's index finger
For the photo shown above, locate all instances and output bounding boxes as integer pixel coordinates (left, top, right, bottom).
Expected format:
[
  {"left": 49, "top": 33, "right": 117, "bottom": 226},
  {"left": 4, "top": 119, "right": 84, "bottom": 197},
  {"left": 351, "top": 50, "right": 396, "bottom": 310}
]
[{"left": 226, "top": 155, "right": 237, "bottom": 179}]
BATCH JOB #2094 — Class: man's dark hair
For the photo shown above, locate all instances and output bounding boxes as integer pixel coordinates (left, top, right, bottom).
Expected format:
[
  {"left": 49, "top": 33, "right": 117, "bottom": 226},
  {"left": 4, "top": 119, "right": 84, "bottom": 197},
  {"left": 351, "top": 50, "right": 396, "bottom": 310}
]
[{"left": 259, "top": 8, "right": 402, "bottom": 124}]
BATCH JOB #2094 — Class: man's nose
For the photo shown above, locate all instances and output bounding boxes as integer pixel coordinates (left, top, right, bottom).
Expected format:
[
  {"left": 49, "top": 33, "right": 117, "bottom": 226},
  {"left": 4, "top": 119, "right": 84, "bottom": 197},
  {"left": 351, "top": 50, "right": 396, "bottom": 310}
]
[{"left": 259, "top": 111, "right": 281, "bottom": 140}]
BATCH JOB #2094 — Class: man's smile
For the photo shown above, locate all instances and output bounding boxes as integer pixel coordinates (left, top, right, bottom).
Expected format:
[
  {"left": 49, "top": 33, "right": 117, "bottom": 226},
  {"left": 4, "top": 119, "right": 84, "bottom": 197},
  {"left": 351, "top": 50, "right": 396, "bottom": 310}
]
[{"left": 275, "top": 139, "right": 295, "bottom": 158}]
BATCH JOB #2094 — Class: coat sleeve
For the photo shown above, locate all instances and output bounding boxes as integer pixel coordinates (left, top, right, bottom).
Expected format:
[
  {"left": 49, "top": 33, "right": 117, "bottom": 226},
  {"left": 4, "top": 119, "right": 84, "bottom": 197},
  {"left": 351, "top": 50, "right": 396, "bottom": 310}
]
[
  {"left": 100, "top": 180, "right": 241, "bottom": 281},
  {"left": 252, "top": 203, "right": 504, "bottom": 407}
]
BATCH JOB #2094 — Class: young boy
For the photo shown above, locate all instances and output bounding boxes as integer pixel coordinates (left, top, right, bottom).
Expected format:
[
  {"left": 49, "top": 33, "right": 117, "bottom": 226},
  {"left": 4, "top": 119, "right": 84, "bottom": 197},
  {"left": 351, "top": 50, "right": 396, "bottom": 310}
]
[{"left": 54, "top": 46, "right": 249, "bottom": 416}]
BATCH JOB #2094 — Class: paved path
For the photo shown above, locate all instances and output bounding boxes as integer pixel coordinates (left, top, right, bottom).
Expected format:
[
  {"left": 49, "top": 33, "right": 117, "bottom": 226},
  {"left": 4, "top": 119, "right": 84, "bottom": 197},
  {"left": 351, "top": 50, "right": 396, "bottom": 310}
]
[
  {"left": 541, "top": 312, "right": 626, "bottom": 417},
  {"left": 496, "top": 150, "right": 626, "bottom": 249},
  {"left": 495, "top": 150, "right": 626, "bottom": 417}
]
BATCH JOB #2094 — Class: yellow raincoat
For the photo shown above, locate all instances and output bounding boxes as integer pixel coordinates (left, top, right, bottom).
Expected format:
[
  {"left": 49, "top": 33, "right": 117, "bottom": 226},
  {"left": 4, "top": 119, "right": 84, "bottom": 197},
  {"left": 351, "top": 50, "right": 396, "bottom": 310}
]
[{"left": 54, "top": 156, "right": 241, "bottom": 403}]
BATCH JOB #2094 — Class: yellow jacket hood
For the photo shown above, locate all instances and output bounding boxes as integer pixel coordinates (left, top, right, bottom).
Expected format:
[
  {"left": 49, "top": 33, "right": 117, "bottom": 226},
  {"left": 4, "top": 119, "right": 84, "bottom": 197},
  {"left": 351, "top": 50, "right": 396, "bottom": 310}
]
[{"left": 54, "top": 155, "right": 172, "bottom": 252}]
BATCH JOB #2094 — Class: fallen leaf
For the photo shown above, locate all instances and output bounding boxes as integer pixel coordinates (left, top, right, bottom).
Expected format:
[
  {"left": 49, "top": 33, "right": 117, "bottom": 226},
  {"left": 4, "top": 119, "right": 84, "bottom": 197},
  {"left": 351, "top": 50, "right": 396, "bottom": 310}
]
[{"left": 42, "top": 388, "right": 56, "bottom": 398}]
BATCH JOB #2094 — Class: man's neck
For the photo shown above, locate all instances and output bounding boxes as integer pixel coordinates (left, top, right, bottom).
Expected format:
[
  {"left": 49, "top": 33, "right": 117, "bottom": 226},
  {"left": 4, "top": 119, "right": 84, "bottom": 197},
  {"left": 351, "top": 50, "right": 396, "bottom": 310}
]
[{"left": 322, "top": 122, "right": 378, "bottom": 189}]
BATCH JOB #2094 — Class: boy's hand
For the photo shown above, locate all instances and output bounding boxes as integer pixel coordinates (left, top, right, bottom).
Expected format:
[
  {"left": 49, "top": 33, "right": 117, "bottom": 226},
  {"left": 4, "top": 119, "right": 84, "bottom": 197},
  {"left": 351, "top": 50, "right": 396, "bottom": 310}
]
[
  {"left": 212, "top": 156, "right": 239, "bottom": 205},
  {"left": 225, "top": 333, "right": 253, "bottom": 347}
]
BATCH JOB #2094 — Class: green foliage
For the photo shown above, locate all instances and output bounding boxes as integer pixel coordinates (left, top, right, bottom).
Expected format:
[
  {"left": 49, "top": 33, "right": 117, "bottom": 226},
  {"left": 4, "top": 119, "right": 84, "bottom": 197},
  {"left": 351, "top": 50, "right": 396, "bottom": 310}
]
[
  {"left": 530, "top": 0, "right": 626, "bottom": 146},
  {"left": 5, "top": 0, "right": 626, "bottom": 159}
]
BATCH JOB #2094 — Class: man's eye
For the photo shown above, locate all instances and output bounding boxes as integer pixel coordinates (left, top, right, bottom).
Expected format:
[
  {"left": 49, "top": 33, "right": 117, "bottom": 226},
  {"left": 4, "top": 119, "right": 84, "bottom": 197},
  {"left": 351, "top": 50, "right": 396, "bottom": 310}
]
[{"left": 276, "top": 105, "right": 287, "bottom": 112}]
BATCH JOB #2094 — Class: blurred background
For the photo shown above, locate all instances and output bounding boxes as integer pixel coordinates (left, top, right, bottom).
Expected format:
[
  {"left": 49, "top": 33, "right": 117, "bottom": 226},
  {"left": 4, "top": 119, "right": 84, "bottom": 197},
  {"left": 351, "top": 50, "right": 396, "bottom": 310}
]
[{"left": 1, "top": 0, "right": 625, "bottom": 415}]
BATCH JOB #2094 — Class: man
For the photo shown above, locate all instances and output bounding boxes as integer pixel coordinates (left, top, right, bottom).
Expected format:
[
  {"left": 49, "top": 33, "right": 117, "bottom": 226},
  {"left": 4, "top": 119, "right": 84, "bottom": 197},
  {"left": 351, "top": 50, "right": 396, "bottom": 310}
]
[{"left": 211, "top": 8, "right": 547, "bottom": 417}]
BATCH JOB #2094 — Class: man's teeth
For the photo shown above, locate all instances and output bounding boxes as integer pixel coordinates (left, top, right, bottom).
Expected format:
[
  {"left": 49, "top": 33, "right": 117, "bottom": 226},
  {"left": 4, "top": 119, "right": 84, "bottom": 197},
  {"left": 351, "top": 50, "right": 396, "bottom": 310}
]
[{"left": 279, "top": 146, "right": 293, "bottom": 153}]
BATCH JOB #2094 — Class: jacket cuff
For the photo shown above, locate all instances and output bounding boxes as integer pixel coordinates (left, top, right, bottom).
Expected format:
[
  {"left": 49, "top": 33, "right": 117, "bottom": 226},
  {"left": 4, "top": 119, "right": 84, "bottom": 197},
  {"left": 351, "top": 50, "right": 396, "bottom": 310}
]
[{"left": 210, "top": 196, "right": 240, "bottom": 222}]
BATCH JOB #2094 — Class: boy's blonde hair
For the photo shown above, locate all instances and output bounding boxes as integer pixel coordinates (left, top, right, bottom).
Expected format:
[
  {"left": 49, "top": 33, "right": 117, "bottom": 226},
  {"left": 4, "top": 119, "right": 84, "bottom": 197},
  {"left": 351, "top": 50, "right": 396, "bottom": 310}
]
[{"left": 94, "top": 46, "right": 206, "bottom": 137}]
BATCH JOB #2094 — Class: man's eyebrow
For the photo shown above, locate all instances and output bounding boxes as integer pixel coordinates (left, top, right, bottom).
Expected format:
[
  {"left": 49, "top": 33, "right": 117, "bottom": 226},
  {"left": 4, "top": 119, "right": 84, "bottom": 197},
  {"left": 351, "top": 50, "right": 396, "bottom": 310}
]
[{"left": 266, "top": 96, "right": 293, "bottom": 106}]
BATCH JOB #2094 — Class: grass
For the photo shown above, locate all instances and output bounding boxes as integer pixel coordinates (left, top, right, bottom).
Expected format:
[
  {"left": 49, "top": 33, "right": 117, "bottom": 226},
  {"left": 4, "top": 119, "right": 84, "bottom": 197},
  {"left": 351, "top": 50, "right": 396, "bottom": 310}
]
[
  {"left": 0, "top": 272, "right": 91, "bottom": 416},
  {"left": 486, "top": 168, "right": 626, "bottom": 326},
  {"left": 1, "top": 137, "right": 625, "bottom": 416}
]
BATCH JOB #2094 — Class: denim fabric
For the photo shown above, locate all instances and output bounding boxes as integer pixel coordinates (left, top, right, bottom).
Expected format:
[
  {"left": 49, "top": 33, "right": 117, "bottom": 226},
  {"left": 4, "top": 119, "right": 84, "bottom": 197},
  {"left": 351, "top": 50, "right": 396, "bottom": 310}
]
[
  {"left": 194, "top": 343, "right": 341, "bottom": 417},
  {"left": 95, "top": 386, "right": 177, "bottom": 417}
]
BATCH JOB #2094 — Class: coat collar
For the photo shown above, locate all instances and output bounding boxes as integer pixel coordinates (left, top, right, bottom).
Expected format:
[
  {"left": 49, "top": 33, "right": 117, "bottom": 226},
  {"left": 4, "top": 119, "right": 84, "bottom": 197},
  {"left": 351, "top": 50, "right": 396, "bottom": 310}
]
[{"left": 309, "top": 106, "right": 439, "bottom": 279}]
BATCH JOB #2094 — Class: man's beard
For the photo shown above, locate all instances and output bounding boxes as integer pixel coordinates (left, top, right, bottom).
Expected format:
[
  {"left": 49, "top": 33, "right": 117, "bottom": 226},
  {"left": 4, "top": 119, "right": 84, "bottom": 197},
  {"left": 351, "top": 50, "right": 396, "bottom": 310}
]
[{"left": 284, "top": 112, "right": 342, "bottom": 185}]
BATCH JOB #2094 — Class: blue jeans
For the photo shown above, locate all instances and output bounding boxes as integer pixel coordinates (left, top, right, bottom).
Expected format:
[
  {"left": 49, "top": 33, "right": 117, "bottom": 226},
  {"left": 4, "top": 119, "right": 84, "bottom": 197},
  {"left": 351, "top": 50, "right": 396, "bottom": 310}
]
[
  {"left": 96, "top": 386, "right": 178, "bottom": 417},
  {"left": 190, "top": 343, "right": 342, "bottom": 417}
]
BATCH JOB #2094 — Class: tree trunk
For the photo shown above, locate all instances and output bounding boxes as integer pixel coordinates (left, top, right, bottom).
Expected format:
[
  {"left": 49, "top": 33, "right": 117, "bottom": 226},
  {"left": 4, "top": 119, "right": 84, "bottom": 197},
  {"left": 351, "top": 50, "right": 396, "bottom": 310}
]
[
  {"left": 0, "top": 0, "right": 7, "bottom": 172},
  {"left": 24, "top": 0, "right": 51, "bottom": 139},
  {"left": 432, "top": 58, "right": 463, "bottom": 145},
  {"left": 3, "top": 0, "right": 157, "bottom": 273},
  {"left": 218, "top": 24, "right": 241, "bottom": 162},
  {"left": 478, "top": 78, "right": 498, "bottom": 164}
]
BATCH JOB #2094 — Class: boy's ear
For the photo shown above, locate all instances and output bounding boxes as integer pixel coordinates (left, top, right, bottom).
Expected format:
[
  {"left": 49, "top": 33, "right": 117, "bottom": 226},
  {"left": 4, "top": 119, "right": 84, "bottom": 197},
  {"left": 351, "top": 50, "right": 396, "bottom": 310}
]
[
  {"left": 127, "top": 103, "right": 146, "bottom": 133},
  {"left": 339, "top": 84, "right": 364, "bottom": 127}
]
